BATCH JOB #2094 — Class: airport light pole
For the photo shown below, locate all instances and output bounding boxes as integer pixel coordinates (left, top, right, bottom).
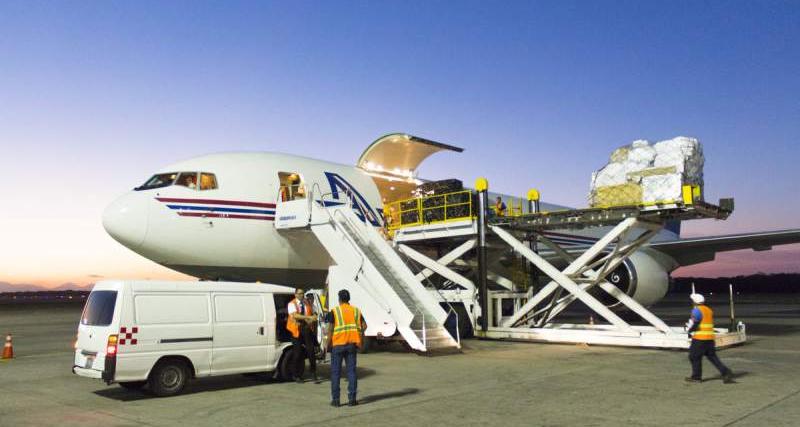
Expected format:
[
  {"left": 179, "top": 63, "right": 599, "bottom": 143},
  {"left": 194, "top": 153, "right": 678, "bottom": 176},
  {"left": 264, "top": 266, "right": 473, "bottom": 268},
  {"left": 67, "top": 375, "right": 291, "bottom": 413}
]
[{"left": 475, "top": 178, "right": 489, "bottom": 332}]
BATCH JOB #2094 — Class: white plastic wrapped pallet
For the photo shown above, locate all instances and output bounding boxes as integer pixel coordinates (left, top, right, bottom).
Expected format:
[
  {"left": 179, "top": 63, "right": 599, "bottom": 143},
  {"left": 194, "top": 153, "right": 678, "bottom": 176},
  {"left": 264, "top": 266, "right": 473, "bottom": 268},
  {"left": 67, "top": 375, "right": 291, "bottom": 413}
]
[{"left": 589, "top": 137, "right": 704, "bottom": 207}]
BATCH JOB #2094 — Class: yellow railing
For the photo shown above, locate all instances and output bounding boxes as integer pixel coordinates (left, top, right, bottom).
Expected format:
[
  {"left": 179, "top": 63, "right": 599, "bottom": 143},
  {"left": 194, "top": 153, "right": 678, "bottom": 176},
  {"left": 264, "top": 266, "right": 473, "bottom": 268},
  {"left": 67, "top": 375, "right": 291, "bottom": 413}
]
[
  {"left": 385, "top": 190, "right": 474, "bottom": 231},
  {"left": 491, "top": 197, "right": 525, "bottom": 218}
]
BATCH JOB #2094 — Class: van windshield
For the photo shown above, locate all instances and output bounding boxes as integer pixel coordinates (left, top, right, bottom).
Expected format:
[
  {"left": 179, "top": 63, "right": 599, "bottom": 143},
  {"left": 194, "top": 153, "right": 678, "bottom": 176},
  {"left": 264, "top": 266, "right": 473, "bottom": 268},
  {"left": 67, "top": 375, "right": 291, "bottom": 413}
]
[{"left": 81, "top": 291, "right": 117, "bottom": 326}]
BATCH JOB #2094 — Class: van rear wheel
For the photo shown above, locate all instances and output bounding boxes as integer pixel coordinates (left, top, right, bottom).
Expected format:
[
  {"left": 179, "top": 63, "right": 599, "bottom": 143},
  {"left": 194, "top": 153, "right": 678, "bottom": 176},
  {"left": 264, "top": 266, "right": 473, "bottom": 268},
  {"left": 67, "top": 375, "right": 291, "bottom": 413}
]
[
  {"left": 148, "top": 360, "right": 189, "bottom": 397},
  {"left": 119, "top": 381, "right": 147, "bottom": 390}
]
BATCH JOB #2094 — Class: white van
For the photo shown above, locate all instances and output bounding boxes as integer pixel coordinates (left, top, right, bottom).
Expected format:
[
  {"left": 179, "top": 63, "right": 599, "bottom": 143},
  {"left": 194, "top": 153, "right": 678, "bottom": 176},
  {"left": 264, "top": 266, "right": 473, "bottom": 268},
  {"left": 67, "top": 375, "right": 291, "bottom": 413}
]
[{"left": 73, "top": 280, "right": 319, "bottom": 396}]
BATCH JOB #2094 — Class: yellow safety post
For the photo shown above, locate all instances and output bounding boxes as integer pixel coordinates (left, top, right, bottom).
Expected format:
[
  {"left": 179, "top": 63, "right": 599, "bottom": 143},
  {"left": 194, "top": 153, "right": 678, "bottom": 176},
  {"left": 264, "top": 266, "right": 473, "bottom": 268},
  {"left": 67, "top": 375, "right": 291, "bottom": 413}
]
[
  {"left": 528, "top": 188, "right": 541, "bottom": 214},
  {"left": 681, "top": 185, "right": 694, "bottom": 205}
]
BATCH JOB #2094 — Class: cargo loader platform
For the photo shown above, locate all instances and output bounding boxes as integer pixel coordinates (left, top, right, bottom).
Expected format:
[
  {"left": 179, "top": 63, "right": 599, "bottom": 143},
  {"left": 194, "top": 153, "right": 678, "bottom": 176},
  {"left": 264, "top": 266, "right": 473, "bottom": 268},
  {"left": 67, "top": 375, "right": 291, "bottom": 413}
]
[{"left": 477, "top": 196, "right": 745, "bottom": 349}]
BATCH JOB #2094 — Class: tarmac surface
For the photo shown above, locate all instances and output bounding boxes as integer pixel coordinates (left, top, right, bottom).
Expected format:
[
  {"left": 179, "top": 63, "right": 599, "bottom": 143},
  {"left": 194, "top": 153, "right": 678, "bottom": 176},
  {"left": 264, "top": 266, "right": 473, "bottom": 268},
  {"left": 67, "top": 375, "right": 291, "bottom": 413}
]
[{"left": 1, "top": 294, "right": 800, "bottom": 426}]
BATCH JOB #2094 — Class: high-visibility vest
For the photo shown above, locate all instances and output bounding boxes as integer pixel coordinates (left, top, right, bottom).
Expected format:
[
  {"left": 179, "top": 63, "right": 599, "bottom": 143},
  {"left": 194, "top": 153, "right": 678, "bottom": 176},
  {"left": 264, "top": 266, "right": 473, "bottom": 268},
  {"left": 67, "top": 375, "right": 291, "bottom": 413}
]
[
  {"left": 693, "top": 305, "right": 715, "bottom": 341},
  {"left": 332, "top": 303, "right": 362, "bottom": 347},
  {"left": 286, "top": 298, "right": 312, "bottom": 338},
  {"left": 495, "top": 201, "right": 506, "bottom": 216}
]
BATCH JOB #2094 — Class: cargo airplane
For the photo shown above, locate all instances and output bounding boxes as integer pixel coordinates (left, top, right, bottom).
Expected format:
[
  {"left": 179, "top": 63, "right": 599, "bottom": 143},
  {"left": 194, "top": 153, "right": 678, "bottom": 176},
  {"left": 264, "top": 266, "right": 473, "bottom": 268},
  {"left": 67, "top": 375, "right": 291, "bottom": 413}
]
[{"left": 103, "top": 133, "right": 800, "bottom": 312}]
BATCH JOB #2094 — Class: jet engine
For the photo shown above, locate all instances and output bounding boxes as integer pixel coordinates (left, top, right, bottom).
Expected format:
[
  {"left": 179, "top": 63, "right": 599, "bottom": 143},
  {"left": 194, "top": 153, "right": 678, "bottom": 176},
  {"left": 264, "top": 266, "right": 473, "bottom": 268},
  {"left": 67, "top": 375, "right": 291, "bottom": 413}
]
[{"left": 593, "top": 249, "right": 672, "bottom": 309}]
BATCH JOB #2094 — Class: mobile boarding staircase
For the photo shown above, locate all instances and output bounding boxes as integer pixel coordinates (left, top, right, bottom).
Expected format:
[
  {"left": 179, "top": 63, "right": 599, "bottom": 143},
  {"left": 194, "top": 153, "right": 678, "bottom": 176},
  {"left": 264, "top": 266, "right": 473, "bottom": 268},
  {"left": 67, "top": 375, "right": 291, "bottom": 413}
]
[{"left": 274, "top": 192, "right": 461, "bottom": 354}]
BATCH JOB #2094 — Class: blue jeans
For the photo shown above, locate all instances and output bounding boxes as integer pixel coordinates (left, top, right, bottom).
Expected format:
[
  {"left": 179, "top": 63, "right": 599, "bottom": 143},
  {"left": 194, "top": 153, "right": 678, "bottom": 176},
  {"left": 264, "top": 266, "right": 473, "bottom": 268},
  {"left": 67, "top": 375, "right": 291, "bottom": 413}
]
[{"left": 330, "top": 344, "right": 357, "bottom": 401}]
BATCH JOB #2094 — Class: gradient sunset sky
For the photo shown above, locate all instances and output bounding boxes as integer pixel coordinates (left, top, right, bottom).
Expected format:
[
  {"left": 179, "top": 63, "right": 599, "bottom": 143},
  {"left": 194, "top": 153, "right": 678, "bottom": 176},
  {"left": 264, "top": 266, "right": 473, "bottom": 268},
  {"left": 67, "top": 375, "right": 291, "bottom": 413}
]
[{"left": 1, "top": 2, "right": 798, "bottom": 288}]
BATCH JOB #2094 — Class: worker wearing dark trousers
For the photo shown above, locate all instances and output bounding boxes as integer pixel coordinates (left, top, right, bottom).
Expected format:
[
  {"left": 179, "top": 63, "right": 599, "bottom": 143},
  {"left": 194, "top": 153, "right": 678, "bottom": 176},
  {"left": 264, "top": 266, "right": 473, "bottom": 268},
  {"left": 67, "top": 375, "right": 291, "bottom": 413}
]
[
  {"left": 287, "top": 288, "right": 318, "bottom": 383},
  {"left": 326, "top": 289, "right": 363, "bottom": 407},
  {"left": 685, "top": 293, "right": 733, "bottom": 383}
]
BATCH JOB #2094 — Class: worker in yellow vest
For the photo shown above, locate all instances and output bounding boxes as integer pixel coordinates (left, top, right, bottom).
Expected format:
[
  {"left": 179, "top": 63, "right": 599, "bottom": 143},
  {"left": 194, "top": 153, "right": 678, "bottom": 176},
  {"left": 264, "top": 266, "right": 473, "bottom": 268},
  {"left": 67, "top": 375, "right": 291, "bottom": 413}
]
[
  {"left": 287, "top": 288, "right": 318, "bottom": 383},
  {"left": 325, "top": 289, "right": 363, "bottom": 407},
  {"left": 685, "top": 293, "right": 733, "bottom": 383},
  {"left": 494, "top": 196, "right": 507, "bottom": 217}
]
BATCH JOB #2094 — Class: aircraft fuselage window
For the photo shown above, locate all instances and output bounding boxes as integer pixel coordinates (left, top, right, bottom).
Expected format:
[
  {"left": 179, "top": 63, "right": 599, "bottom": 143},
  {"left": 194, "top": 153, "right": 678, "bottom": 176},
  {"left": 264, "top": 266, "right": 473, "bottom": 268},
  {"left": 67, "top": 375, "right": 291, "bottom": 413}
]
[
  {"left": 137, "top": 172, "right": 178, "bottom": 191},
  {"left": 278, "top": 172, "right": 305, "bottom": 201},
  {"left": 176, "top": 172, "right": 198, "bottom": 190},
  {"left": 200, "top": 173, "right": 218, "bottom": 190}
]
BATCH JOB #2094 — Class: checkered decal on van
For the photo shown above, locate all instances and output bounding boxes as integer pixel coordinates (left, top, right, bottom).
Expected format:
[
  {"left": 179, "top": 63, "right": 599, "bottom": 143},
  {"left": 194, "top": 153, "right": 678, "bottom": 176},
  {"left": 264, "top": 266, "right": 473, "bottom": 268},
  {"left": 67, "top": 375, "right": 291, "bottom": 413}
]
[{"left": 119, "top": 326, "right": 139, "bottom": 345}]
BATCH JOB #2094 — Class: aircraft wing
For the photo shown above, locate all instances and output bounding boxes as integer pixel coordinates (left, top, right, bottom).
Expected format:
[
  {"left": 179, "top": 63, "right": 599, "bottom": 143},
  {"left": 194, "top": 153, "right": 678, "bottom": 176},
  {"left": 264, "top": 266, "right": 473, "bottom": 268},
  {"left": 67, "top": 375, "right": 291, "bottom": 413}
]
[{"left": 650, "top": 229, "right": 800, "bottom": 267}]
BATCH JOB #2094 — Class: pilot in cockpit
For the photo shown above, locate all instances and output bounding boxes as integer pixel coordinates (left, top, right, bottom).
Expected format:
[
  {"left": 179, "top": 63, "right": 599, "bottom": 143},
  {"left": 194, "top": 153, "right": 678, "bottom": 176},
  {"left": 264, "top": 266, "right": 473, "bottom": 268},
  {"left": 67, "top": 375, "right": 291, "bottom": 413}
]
[{"left": 183, "top": 174, "right": 197, "bottom": 189}]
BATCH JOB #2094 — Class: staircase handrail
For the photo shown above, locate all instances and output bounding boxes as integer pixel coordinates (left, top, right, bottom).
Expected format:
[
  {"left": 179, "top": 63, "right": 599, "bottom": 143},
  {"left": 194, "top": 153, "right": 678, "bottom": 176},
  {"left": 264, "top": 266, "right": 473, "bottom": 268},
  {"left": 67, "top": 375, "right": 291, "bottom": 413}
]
[{"left": 310, "top": 184, "right": 388, "bottom": 313}]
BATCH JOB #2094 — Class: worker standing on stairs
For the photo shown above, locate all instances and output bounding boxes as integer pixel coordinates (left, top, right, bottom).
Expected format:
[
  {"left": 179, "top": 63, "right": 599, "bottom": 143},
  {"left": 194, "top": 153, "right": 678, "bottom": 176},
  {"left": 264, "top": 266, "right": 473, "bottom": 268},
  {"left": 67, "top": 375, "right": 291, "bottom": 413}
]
[
  {"left": 685, "top": 293, "right": 734, "bottom": 384},
  {"left": 326, "top": 289, "right": 363, "bottom": 407},
  {"left": 287, "top": 288, "right": 318, "bottom": 383}
]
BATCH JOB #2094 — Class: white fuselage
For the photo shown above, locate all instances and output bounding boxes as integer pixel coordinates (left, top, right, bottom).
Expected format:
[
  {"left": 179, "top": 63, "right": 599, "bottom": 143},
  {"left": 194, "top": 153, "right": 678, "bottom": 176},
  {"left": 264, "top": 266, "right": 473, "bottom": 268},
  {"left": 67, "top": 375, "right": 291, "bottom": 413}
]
[
  {"left": 104, "top": 151, "right": 681, "bottom": 293},
  {"left": 104, "top": 152, "right": 385, "bottom": 285}
]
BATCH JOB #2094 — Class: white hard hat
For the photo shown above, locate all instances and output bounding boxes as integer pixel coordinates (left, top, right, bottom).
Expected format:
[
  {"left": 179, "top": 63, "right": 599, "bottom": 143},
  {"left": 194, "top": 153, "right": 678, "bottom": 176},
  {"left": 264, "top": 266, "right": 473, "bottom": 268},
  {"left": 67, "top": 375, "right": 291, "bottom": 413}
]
[{"left": 690, "top": 293, "right": 705, "bottom": 304}]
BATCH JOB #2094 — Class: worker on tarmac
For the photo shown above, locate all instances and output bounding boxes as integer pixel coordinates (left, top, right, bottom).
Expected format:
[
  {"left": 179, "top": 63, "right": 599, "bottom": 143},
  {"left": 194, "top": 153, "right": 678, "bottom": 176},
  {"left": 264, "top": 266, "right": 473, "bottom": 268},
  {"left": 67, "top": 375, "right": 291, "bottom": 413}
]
[
  {"left": 685, "top": 293, "right": 734, "bottom": 383},
  {"left": 495, "top": 196, "right": 507, "bottom": 217},
  {"left": 326, "top": 289, "right": 363, "bottom": 407},
  {"left": 287, "top": 288, "right": 318, "bottom": 383}
]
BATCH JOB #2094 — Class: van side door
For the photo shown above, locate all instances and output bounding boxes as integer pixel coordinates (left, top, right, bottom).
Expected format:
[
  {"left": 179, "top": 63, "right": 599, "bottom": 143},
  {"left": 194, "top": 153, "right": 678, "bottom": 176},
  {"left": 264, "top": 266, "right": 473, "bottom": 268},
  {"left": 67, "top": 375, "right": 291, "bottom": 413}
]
[
  {"left": 131, "top": 292, "right": 213, "bottom": 378},
  {"left": 211, "top": 293, "right": 269, "bottom": 374},
  {"left": 262, "top": 294, "right": 277, "bottom": 366}
]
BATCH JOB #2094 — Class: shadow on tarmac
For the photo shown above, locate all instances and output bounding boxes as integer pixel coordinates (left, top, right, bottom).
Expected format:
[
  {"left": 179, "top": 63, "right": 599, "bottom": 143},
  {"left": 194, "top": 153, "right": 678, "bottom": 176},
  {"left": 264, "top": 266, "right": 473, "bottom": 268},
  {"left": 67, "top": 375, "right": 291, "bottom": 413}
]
[
  {"left": 359, "top": 387, "right": 420, "bottom": 404},
  {"left": 93, "top": 367, "right": 380, "bottom": 401},
  {"left": 93, "top": 374, "right": 276, "bottom": 401},
  {"left": 705, "top": 370, "right": 750, "bottom": 384}
]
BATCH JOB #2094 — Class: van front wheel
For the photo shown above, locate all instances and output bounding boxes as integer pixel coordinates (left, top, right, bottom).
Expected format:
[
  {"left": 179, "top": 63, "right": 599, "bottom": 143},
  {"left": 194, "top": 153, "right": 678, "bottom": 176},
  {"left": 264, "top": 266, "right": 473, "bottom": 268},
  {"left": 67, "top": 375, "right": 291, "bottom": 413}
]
[
  {"left": 278, "top": 349, "right": 303, "bottom": 381},
  {"left": 148, "top": 360, "right": 189, "bottom": 397}
]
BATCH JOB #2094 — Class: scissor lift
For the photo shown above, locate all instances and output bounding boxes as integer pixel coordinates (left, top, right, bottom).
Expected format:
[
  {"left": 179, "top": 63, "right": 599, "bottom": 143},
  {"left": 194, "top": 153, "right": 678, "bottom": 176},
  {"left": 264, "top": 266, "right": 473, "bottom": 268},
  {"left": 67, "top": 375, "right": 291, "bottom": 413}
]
[{"left": 479, "top": 198, "right": 747, "bottom": 349}]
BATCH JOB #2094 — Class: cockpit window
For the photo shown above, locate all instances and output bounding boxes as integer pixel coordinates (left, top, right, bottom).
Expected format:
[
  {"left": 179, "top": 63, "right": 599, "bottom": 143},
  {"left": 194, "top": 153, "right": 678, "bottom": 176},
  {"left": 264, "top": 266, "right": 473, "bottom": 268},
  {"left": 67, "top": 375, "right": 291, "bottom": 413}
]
[
  {"left": 137, "top": 172, "right": 178, "bottom": 191},
  {"left": 200, "top": 173, "right": 218, "bottom": 190},
  {"left": 176, "top": 172, "right": 198, "bottom": 190},
  {"left": 136, "top": 171, "right": 217, "bottom": 191}
]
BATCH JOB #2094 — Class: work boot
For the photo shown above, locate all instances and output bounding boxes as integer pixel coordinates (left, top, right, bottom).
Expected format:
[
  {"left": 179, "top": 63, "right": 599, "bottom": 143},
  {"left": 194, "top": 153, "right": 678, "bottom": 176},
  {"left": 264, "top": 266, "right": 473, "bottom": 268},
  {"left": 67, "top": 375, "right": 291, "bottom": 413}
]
[
  {"left": 723, "top": 372, "right": 734, "bottom": 384},
  {"left": 313, "top": 372, "right": 319, "bottom": 383},
  {"left": 684, "top": 377, "right": 702, "bottom": 383},
  {"left": 330, "top": 400, "right": 340, "bottom": 407},
  {"left": 348, "top": 399, "right": 358, "bottom": 406},
  {"left": 295, "top": 376, "right": 303, "bottom": 384}
]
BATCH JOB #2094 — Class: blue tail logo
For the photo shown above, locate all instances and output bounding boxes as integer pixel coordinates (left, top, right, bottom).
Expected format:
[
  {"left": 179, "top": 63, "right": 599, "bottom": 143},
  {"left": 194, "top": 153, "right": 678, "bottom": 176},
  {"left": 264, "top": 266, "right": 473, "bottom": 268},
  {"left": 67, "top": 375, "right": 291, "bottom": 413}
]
[{"left": 324, "top": 172, "right": 383, "bottom": 227}]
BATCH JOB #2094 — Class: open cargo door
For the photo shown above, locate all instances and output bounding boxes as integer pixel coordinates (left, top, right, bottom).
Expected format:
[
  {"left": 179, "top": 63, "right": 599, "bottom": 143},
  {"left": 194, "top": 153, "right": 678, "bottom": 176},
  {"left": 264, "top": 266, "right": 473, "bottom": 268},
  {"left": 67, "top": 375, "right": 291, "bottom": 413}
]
[{"left": 357, "top": 133, "right": 463, "bottom": 204}]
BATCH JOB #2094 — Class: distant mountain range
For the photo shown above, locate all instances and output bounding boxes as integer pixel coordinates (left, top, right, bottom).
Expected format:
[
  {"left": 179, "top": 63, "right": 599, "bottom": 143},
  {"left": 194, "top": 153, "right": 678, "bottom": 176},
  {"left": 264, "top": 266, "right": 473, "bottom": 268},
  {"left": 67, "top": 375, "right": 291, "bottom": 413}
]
[{"left": 0, "top": 282, "right": 92, "bottom": 292}]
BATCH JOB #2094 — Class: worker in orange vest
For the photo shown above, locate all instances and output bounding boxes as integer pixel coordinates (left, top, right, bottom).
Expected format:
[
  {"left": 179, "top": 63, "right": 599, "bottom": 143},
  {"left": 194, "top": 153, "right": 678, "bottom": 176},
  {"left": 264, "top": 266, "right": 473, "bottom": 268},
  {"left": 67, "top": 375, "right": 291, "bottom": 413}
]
[
  {"left": 325, "top": 289, "right": 363, "bottom": 407},
  {"left": 287, "top": 288, "right": 318, "bottom": 383},
  {"left": 685, "top": 293, "right": 734, "bottom": 383}
]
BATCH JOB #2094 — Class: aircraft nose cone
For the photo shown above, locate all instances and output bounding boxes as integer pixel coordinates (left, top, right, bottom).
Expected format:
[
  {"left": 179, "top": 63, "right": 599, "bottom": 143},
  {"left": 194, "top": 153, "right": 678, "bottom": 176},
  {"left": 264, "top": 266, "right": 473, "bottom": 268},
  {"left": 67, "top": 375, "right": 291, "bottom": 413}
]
[{"left": 103, "top": 192, "right": 148, "bottom": 249}]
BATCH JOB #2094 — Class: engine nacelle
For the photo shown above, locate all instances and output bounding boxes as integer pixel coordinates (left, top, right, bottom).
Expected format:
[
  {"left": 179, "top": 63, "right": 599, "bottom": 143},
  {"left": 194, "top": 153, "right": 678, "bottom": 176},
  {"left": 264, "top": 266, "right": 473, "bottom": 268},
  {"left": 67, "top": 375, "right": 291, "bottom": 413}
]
[{"left": 597, "top": 249, "right": 671, "bottom": 309}]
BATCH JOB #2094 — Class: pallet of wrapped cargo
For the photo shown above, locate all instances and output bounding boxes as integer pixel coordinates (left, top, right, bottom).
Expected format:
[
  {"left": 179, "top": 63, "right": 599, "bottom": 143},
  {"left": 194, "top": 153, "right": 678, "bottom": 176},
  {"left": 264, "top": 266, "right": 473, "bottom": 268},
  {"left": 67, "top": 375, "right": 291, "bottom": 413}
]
[
  {"left": 591, "top": 183, "right": 643, "bottom": 207},
  {"left": 589, "top": 137, "right": 704, "bottom": 208},
  {"left": 414, "top": 179, "right": 463, "bottom": 197}
]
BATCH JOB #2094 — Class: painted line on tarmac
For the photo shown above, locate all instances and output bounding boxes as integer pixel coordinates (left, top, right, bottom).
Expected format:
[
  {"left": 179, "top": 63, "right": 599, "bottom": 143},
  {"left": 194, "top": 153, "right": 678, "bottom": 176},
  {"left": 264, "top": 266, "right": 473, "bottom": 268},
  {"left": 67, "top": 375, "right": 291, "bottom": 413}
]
[
  {"left": 5, "top": 351, "right": 72, "bottom": 360},
  {"left": 723, "top": 387, "right": 800, "bottom": 426}
]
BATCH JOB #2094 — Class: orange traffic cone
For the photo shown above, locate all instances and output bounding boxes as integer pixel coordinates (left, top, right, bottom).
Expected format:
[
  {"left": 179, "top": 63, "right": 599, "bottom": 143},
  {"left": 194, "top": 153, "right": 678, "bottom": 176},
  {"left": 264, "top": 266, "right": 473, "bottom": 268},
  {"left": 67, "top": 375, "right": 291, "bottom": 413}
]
[{"left": 2, "top": 333, "right": 13, "bottom": 359}]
